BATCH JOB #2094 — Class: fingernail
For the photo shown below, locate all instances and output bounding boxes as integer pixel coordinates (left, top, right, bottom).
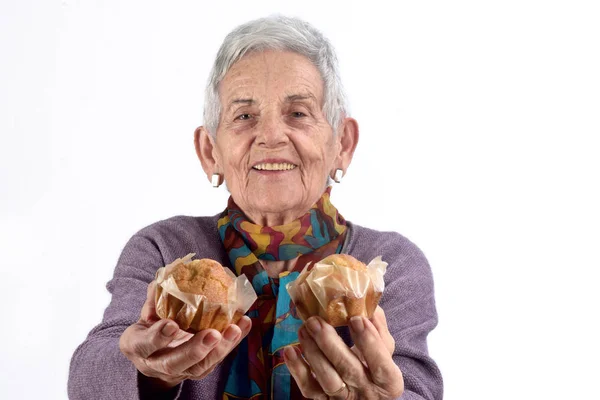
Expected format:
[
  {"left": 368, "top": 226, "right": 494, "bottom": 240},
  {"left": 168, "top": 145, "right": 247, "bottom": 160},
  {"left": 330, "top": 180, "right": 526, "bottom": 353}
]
[
  {"left": 241, "top": 316, "right": 252, "bottom": 328},
  {"left": 306, "top": 317, "right": 321, "bottom": 335},
  {"left": 161, "top": 322, "right": 177, "bottom": 337},
  {"left": 203, "top": 331, "right": 221, "bottom": 346},
  {"left": 350, "top": 316, "right": 364, "bottom": 333},
  {"left": 224, "top": 326, "right": 240, "bottom": 342},
  {"left": 284, "top": 346, "right": 297, "bottom": 361}
]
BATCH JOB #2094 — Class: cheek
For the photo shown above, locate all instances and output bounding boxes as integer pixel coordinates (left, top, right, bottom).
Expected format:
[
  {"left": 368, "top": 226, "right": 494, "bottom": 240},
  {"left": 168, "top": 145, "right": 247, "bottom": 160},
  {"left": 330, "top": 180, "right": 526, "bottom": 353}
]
[
  {"left": 296, "top": 145, "right": 335, "bottom": 189},
  {"left": 227, "top": 151, "right": 246, "bottom": 169},
  {"left": 295, "top": 132, "right": 326, "bottom": 160},
  {"left": 218, "top": 138, "right": 250, "bottom": 170},
  {"left": 226, "top": 154, "right": 249, "bottom": 184},
  {"left": 215, "top": 155, "right": 245, "bottom": 192},
  {"left": 308, "top": 139, "right": 336, "bottom": 170}
]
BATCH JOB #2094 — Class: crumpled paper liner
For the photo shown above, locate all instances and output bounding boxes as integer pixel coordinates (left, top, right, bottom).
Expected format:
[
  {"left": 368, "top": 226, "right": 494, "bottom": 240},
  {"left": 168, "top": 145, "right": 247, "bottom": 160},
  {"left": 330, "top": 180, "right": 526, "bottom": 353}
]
[
  {"left": 286, "top": 256, "right": 388, "bottom": 327},
  {"left": 155, "top": 253, "right": 257, "bottom": 333}
]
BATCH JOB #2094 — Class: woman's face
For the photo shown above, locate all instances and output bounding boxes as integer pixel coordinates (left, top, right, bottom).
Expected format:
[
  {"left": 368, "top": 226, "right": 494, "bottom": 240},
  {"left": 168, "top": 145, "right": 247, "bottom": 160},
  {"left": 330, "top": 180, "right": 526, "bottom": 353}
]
[{"left": 205, "top": 50, "right": 348, "bottom": 225}]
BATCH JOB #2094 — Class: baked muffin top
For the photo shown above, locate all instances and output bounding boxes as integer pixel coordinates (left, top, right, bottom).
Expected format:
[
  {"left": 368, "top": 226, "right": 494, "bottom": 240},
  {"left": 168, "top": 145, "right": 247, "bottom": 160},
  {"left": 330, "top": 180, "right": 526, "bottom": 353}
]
[
  {"left": 170, "top": 259, "right": 233, "bottom": 303},
  {"left": 319, "top": 254, "right": 366, "bottom": 272}
]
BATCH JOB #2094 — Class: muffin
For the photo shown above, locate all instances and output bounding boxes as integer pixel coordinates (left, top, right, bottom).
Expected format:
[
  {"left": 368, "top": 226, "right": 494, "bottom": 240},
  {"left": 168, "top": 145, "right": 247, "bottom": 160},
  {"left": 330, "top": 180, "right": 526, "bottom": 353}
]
[
  {"left": 170, "top": 258, "right": 232, "bottom": 302},
  {"left": 155, "top": 254, "right": 257, "bottom": 333},
  {"left": 287, "top": 254, "right": 387, "bottom": 327}
]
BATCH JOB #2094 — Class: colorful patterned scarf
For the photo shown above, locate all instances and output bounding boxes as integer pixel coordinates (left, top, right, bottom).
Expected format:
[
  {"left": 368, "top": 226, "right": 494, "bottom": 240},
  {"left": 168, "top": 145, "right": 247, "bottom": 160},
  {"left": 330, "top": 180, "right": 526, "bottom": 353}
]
[{"left": 218, "top": 186, "right": 347, "bottom": 400}]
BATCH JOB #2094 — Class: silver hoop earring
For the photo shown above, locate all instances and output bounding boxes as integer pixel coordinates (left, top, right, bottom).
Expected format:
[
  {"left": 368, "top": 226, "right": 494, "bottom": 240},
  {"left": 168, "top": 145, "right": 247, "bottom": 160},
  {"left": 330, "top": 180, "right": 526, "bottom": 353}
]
[
  {"left": 333, "top": 169, "right": 343, "bottom": 183},
  {"left": 211, "top": 173, "right": 221, "bottom": 188}
]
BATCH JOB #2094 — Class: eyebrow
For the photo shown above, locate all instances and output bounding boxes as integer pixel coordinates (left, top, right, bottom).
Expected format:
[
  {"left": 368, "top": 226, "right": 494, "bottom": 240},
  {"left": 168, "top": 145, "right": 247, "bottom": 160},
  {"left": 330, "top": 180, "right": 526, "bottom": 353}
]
[
  {"left": 285, "top": 93, "right": 318, "bottom": 104},
  {"left": 227, "top": 98, "right": 254, "bottom": 113},
  {"left": 226, "top": 93, "right": 318, "bottom": 112}
]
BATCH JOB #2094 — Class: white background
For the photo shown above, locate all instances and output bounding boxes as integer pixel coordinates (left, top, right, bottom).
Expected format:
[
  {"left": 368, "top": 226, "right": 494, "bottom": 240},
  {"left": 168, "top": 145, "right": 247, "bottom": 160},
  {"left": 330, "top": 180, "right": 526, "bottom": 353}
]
[{"left": 1, "top": 1, "right": 599, "bottom": 399}]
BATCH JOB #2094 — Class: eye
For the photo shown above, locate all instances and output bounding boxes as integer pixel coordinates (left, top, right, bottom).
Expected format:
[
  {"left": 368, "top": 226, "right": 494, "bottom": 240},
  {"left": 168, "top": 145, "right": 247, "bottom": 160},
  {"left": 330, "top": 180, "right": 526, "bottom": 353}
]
[
  {"left": 291, "top": 111, "right": 306, "bottom": 118},
  {"left": 236, "top": 113, "right": 252, "bottom": 121}
]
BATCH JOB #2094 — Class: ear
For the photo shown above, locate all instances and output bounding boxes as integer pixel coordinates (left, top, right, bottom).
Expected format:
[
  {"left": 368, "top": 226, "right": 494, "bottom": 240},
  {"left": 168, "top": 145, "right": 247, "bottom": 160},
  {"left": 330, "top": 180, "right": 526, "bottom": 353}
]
[
  {"left": 333, "top": 117, "right": 359, "bottom": 176},
  {"left": 194, "top": 126, "right": 220, "bottom": 183}
]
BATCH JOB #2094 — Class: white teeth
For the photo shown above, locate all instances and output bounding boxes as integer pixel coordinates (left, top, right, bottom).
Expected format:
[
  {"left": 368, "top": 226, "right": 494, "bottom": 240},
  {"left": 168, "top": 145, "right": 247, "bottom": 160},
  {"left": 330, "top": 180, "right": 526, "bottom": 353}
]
[{"left": 253, "top": 162, "right": 297, "bottom": 171}]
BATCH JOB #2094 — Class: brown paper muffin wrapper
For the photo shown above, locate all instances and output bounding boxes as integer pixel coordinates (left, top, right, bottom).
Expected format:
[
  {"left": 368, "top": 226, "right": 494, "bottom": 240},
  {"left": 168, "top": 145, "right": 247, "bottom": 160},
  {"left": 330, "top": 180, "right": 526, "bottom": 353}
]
[
  {"left": 286, "top": 256, "right": 388, "bottom": 327},
  {"left": 155, "top": 253, "right": 257, "bottom": 333}
]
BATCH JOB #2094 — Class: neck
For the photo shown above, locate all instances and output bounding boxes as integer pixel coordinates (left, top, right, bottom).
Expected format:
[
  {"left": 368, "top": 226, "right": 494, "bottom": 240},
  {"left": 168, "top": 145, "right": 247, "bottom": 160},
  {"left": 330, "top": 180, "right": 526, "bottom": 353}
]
[
  {"left": 235, "top": 185, "right": 333, "bottom": 227},
  {"left": 244, "top": 209, "right": 305, "bottom": 226}
]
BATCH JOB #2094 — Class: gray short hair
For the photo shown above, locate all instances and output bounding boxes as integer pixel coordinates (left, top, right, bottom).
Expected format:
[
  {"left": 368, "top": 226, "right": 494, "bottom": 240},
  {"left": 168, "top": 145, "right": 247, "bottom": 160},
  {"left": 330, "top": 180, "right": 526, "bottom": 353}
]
[{"left": 203, "top": 15, "right": 349, "bottom": 136}]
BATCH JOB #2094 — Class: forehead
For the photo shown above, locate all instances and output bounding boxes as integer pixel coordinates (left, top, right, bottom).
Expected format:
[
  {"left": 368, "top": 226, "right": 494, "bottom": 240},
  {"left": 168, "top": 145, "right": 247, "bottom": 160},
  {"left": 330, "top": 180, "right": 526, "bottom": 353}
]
[{"left": 219, "top": 50, "right": 324, "bottom": 104}]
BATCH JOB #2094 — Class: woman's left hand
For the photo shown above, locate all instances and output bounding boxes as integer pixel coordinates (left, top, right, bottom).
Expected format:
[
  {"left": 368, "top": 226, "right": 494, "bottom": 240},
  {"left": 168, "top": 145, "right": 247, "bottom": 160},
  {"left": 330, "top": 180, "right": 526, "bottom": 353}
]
[{"left": 284, "top": 306, "right": 404, "bottom": 400}]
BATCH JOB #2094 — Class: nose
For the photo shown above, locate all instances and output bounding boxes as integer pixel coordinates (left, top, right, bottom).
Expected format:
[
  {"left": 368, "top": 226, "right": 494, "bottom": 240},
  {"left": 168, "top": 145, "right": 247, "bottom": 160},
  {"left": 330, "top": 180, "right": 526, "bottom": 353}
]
[{"left": 255, "top": 114, "right": 289, "bottom": 148}]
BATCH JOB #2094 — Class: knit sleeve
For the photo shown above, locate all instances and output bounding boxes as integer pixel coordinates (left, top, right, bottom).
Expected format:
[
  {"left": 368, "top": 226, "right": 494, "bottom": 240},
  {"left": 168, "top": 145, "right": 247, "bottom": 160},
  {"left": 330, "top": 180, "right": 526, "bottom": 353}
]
[
  {"left": 355, "top": 229, "right": 444, "bottom": 400},
  {"left": 385, "top": 235, "right": 443, "bottom": 400},
  {"left": 67, "top": 232, "right": 183, "bottom": 400}
]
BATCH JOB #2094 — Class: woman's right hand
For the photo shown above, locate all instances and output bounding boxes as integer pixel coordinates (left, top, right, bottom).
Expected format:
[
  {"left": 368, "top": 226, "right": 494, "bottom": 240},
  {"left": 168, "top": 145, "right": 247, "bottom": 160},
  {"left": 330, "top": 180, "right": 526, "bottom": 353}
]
[{"left": 119, "top": 281, "right": 252, "bottom": 389}]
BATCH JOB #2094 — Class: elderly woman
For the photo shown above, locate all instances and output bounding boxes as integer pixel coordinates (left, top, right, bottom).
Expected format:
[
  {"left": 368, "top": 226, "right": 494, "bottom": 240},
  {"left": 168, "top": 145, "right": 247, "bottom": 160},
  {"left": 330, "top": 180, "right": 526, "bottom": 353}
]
[{"left": 68, "top": 15, "right": 442, "bottom": 400}]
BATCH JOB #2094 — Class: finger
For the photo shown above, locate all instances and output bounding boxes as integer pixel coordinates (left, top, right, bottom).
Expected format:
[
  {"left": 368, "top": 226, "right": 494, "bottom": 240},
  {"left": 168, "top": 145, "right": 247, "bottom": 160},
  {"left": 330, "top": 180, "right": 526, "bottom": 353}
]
[
  {"left": 370, "top": 306, "right": 395, "bottom": 355},
  {"left": 185, "top": 316, "right": 251, "bottom": 377},
  {"left": 284, "top": 345, "right": 326, "bottom": 400},
  {"left": 166, "top": 329, "right": 194, "bottom": 348},
  {"left": 303, "top": 317, "right": 366, "bottom": 387},
  {"left": 146, "top": 329, "right": 222, "bottom": 376},
  {"left": 120, "top": 318, "right": 179, "bottom": 359},
  {"left": 349, "top": 316, "right": 403, "bottom": 391},
  {"left": 298, "top": 324, "right": 355, "bottom": 395},
  {"left": 140, "top": 281, "right": 159, "bottom": 323},
  {"left": 350, "top": 345, "right": 366, "bottom": 364}
]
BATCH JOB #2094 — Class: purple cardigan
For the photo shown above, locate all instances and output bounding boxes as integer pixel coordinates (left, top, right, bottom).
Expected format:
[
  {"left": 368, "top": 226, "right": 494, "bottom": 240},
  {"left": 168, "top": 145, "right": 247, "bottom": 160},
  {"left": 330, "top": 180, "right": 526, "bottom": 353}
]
[{"left": 68, "top": 215, "right": 443, "bottom": 399}]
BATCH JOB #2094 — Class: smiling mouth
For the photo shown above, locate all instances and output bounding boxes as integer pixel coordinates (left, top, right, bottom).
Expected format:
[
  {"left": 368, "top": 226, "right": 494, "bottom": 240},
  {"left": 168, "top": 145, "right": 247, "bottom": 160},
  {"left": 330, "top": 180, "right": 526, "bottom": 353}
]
[{"left": 252, "top": 162, "right": 297, "bottom": 171}]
